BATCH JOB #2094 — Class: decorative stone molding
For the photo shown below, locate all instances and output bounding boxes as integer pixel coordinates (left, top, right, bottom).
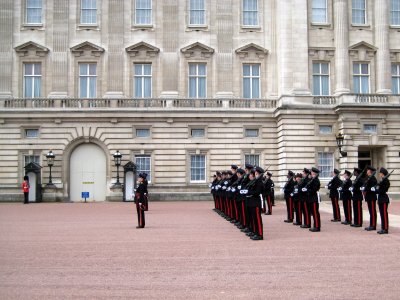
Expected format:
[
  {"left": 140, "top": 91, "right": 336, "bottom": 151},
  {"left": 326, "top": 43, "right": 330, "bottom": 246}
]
[
  {"left": 125, "top": 42, "right": 160, "bottom": 58},
  {"left": 308, "top": 48, "right": 335, "bottom": 60},
  {"left": 235, "top": 43, "right": 268, "bottom": 59},
  {"left": 180, "top": 42, "right": 214, "bottom": 59},
  {"left": 390, "top": 50, "right": 400, "bottom": 62},
  {"left": 70, "top": 41, "right": 105, "bottom": 57},
  {"left": 349, "top": 41, "right": 377, "bottom": 61},
  {"left": 14, "top": 41, "right": 49, "bottom": 57}
]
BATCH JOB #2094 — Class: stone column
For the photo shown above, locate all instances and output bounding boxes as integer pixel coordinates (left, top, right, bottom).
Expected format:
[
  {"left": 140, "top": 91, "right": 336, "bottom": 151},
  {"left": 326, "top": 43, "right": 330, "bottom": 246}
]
[
  {"left": 334, "top": 0, "right": 350, "bottom": 94},
  {"left": 375, "top": 0, "right": 392, "bottom": 94},
  {"left": 0, "top": 0, "right": 13, "bottom": 98}
]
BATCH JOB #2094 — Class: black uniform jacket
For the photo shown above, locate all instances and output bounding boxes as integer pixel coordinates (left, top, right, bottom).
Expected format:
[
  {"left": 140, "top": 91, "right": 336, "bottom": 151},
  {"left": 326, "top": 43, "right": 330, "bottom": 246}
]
[
  {"left": 283, "top": 177, "right": 295, "bottom": 200},
  {"left": 306, "top": 176, "right": 320, "bottom": 203},
  {"left": 375, "top": 177, "right": 390, "bottom": 204},
  {"left": 339, "top": 178, "right": 352, "bottom": 201},
  {"left": 292, "top": 183, "right": 300, "bottom": 202},
  {"left": 299, "top": 177, "right": 310, "bottom": 202},
  {"left": 135, "top": 183, "right": 146, "bottom": 204},
  {"left": 328, "top": 175, "right": 342, "bottom": 199},
  {"left": 362, "top": 175, "right": 378, "bottom": 202},
  {"left": 264, "top": 178, "right": 274, "bottom": 196},
  {"left": 352, "top": 176, "right": 364, "bottom": 201},
  {"left": 247, "top": 176, "right": 264, "bottom": 208}
]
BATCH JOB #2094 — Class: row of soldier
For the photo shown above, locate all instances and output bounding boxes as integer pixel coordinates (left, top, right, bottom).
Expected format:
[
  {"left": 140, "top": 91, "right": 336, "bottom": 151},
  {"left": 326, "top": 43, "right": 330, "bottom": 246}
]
[{"left": 211, "top": 164, "right": 392, "bottom": 239}]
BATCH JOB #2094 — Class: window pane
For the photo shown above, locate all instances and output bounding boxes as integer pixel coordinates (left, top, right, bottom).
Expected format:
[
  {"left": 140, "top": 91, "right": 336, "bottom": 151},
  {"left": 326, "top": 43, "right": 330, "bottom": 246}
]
[
  {"left": 319, "top": 125, "right": 332, "bottom": 134},
  {"left": 318, "top": 152, "right": 334, "bottom": 178},
  {"left": 135, "top": 155, "right": 151, "bottom": 182},
  {"left": 25, "top": 63, "right": 33, "bottom": 75},
  {"left": 89, "top": 64, "right": 97, "bottom": 75},
  {"left": 136, "top": 129, "right": 150, "bottom": 137},
  {"left": 243, "top": 0, "right": 258, "bottom": 26},
  {"left": 363, "top": 124, "right": 377, "bottom": 134},
  {"left": 80, "top": 64, "right": 88, "bottom": 75},
  {"left": 191, "top": 129, "right": 205, "bottom": 137},
  {"left": 25, "top": 129, "right": 39, "bottom": 138},
  {"left": 392, "top": 0, "right": 400, "bottom": 26},
  {"left": 190, "top": 155, "right": 206, "bottom": 182},
  {"left": 361, "top": 63, "right": 369, "bottom": 74},
  {"left": 245, "top": 129, "right": 259, "bottom": 137},
  {"left": 244, "top": 154, "right": 259, "bottom": 167}
]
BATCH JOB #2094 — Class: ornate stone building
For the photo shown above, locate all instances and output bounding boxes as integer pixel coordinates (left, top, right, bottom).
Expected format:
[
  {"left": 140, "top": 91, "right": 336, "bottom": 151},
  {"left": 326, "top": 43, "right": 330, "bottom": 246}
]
[{"left": 0, "top": 0, "right": 399, "bottom": 201}]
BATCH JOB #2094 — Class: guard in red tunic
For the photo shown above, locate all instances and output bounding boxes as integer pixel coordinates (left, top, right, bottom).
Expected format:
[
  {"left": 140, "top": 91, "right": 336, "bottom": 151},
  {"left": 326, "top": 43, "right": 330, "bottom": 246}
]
[
  {"left": 135, "top": 173, "right": 147, "bottom": 229},
  {"left": 373, "top": 167, "right": 391, "bottom": 234},
  {"left": 22, "top": 175, "right": 30, "bottom": 204}
]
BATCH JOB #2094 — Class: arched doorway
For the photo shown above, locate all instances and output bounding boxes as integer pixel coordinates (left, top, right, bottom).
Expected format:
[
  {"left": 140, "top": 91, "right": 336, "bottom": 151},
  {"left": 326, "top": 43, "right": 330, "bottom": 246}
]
[{"left": 70, "top": 144, "right": 107, "bottom": 201}]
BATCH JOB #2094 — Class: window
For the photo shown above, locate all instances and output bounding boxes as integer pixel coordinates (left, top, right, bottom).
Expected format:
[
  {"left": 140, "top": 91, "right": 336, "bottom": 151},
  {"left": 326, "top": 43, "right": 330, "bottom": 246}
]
[
  {"left": 189, "top": 63, "right": 206, "bottom": 98},
  {"left": 353, "top": 63, "right": 369, "bottom": 93},
  {"left": 363, "top": 124, "right": 377, "bottom": 134},
  {"left": 136, "top": 128, "right": 150, "bottom": 138},
  {"left": 242, "top": 0, "right": 259, "bottom": 26},
  {"left": 135, "top": 155, "right": 151, "bottom": 182},
  {"left": 189, "top": 0, "right": 205, "bottom": 25},
  {"left": 352, "top": 0, "right": 367, "bottom": 25},
  {"left": 25, "top": 129, "right": 39, "bottom": 138},
  {"left": 243, "top": 64, "right": 260, "bottom": 99},
  {"left": 244, "top": 154, "right": 260, "bottom": 167},
  {"left": 391, "top": 0, "right": 400, "bottom": 26},
  {"left": 24, "top": 63, "right": 41, "bottom": 98},
  {"left": 26, "top": 0, "right": 42, "bottom": 24},
  {"left": 312, "top": 62, "right": 330, "bottom": 95},
  {"left": 190, "top": 154, "right": 206, "bottom": 182},
  {"left": 134, "top": 64, "right": 152, "bottom": 98},
  {"left": 24, "top": 155, "right": 40, "bottom": 166},
  {"left": 245, "top": 128, "right": 259, "bottom": 138},
  {"left": 135, "top": 0, "right": 152, "bottom": 25},
  {"left": 81, "top": 0, "right": 97, "bottom": 24},
  {"left": 79, "top": 63, "right": 96, "bottom": 98},
  {"left": 312, "top": 0, "right": 328, "bottom": 23},
  {"left": 319, "top": 125, "right": 333, "bottom": 134},
  {"left": 317, "top": 152, "right": 334, "bottom": 179},
  {"left": 392, "top": 63, "right": 400, "bottom": 94},
  {"left": 191, "top": 128, "right": 205, "bottom": 138}
]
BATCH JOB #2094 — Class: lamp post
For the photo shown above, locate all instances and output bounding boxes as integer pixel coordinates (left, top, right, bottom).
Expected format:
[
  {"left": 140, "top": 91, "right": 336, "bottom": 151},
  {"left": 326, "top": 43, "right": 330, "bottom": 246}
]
[
  {"left": 46, "top": 150, "right": 56, "bottom": 187},
  {"left": 336, "top": 133, "right": 347, "bottom": 157},
  {"left": 113, "top": 150, "right": 122, "bottom": 186}
]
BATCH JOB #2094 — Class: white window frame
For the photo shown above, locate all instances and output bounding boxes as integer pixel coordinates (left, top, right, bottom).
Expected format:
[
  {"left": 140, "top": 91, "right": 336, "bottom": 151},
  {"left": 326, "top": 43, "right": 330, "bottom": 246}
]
[
  {"left": 134, "top": 63, "right": 152, "bottom": 98},
  {"left": 363, "top": 124, "right": 377, "bottom": 134},
  {"left": 135, "top": 155, "right": 152, "bottom": 183},
  {"left": 392, "top": 63, "right": 400, "bottom": 94},
  {"left": 391, "top": 0, "right": 400, "bottom": 26},
  {"left": 351, "top": 0, "right": 367, "bottom": 25},
  {"left": 188, "top": 63, "right": 207, "bottom": 98},
  {"left": 242, "top": 0, "right": 259, "bottom": 27},
  {"left": 242, "top": 64, "right": 261, "bottom": 99},
  {"left": 24, "top": 155, "right": 40, "bottom": 166},
  {"left": 317, "top": 152, "right": 334, "bottom": 179},
  {"left": 191, "top": 128, "right": 205, "bottom": 138},
  {"left": 244, "top": 154, "right": 260, "bottom": 167},
  {"left": 135, "top": 0, "right": 152, "bottom": 25},
  {"left": 312, "top": 62, "right": 330, "bottom": 96},
  {"left": 190, "top": 154, "right": 206, "bottom": 183},
  {"left": 318, "top": 125, "right": 333, "bottom": 135},
  {"left": 23, "top": 63, "right": 41, "bottom": 98},
  {"left": 311, "top": 0, "right": 328, "bottom": 24},
  {"left": 353, "top": 62, "right": 370, "bottom": 93},
  {"left": 26, "top": 0, "right": 43, "bottom": 24},
  {"left": 79, "top": 63, "right": 97, "bottom": 98},
  {"left": 80, "top": 0, "right": 97, "bottom": 25},
  {"left": 189, "top": 0, "right": 206, "bottom": 26},
  {"left": 244, "top": 128, "right": 259, "bottom": 138},
  {"left": 25, "top": 129, "right": 39, "bottom": 138},
  {"left": 136, "top": 128, "right": 151, "bottom": 138}
]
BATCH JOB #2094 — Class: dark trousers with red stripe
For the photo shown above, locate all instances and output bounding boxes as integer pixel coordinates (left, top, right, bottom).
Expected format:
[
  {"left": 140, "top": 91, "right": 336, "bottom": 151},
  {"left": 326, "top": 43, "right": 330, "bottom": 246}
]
[
  {"left": 367, "top": 200, "right": 377, "bottom": 228},
  {"left": 378, "top": 202, "right": 389, "bottom": 231},
  {"left": 285, "top": 196, "right": 294, "bottom": 221},
  {"left": 239, "top": 200, "right": 246, "bottom": 226},
  {"left": 352, "top": 200, "right": 363, "bottom": 226},
  {"left": 330, "top": 197, "right": 341, "bottom": 220},
  {"left": 309, "top": 202, "right": 321, "bottom": 229},
  {"left": 266, "top": 195, "right": 272, "bottom": 214},
  {"left": 249, "top": 206, "right": 263, "bottom": 237},
  {"left": 342, "top": 199, "right": 352, "bottom": 222},
  {"left": 293, "top": 200, "right": 302, "bottom": 224},
  {"left": 136, "top": 203, "right": 145, "bottom": 228},
  {"left": 301, "top": 200, "right": 311, "bottom": 226}
]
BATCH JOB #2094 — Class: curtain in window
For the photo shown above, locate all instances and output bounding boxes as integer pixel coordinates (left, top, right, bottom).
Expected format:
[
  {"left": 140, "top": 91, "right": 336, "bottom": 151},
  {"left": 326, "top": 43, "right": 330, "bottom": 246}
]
[
  {"left": 136, "top": 0, "right": 151, "bottom": 24},
  {"left": 392, "top": 0, "right": 400, "bottom": 25},
  {"left": 318, "top": 152, "right": 334, "bottom": 178},
  {"left": 81, "top": 0, "right": 97, "bottom": 24},
  {"left": 312, "top": 0, "right": 327, "bottom": 23},
  {"left": 26, "top": 0, "right": 42, "bottom": 23},
  {"left": 243, "top": 0, "right": 258, "bottom": 26},
  {"left": 24, "top": 77, "right": 33, "bottom": 98},
  {"left": 190, "top": 155, "right": 205, "bottom": 181},
  {"left": 190, "top": 0, "right": 205, "bottom": 25},
  {"left": 352, "top": 0, "right": 366, "bottom": 24}
]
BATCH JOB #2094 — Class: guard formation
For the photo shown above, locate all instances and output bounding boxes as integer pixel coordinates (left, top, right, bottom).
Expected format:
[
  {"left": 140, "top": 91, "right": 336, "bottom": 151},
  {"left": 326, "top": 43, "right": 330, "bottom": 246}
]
[{"left": 210, "top": 164, "right": 393, "bottom": 239}]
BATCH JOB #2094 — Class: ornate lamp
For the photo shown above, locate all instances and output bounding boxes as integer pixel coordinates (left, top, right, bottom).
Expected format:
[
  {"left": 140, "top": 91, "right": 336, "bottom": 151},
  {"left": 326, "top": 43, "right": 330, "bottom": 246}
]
[
  {"left": 336, "top": 133, "right": 347, "bottom": 157},
  {"left": 113, "top": 150, "right": 122, "bottom": 186},
  {"left": 45, "top": 150, "right": 56, "bottom": 186}
]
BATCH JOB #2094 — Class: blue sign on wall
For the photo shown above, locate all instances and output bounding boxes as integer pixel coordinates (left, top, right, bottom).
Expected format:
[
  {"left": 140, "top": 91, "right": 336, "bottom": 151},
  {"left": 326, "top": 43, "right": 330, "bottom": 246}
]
[{"left": 81, "top": 192, "right": 89, "bottom": 198}]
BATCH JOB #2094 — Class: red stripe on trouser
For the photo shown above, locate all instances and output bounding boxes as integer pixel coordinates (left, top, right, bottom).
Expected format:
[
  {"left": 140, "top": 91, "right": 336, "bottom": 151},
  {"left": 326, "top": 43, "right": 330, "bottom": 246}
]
[
  {"left": 242, "top": 202, "right": 246, "bottom": 226},
  {"left": 358, "top": 202, "right": 361, "bottom": 225},
  {"left": 234, "top": 200, "right": 238, "bottom": 220},
  {"left": 383, "top": 203, "right": 388, "bottom": 230},
  {"left": 297, "top": 202, "right": 302, "bottom": 223},
  {"left": 372, "top": 200, "right": 376, "bottom": 227},
  {"left": 304, "top": 202, "right": 310, "bottom": 225},
  {"left": 267, "top": 196, "right": 272, "bottom": 213},
  {"left": 335, "top": 198, "right": 340, "bottom": 219},
  {"left": 348, "top": 201, "right": 352, "bottom": 222},
  {"left": 256, "top": 207, "right": 263, "bottom": 237},
  {"left": 289, "top": 197, "right": 293, "bottom": 219},
  {"left": 313, "top": 203, "right": 319, "bottom": 228}
]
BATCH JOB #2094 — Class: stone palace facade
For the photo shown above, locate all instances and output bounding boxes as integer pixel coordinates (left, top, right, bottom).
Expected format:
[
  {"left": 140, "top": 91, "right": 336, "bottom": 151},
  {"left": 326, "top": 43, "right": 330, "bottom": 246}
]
[{"left": 0, "top": 0, "right": 399, "bottom": 201}]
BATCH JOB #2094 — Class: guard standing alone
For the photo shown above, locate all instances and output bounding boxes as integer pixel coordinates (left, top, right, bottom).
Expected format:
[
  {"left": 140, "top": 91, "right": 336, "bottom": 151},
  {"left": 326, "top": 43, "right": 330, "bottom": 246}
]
[
  {"left": 135, "top": 173, "right": 147, "bottom": 229},
  {"left": 22, "top": 175, "right": 30, "bottom": 204}
]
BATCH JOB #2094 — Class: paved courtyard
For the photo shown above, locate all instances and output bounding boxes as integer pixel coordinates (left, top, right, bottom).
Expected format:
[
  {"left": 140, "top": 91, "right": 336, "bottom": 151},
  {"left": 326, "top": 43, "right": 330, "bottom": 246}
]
[{"left": 1, "top": 200, "right": 399, "bottom": 299}]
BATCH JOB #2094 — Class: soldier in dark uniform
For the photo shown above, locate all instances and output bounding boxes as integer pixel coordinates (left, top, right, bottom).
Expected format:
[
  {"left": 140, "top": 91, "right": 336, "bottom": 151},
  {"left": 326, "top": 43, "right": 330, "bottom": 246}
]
[
  {"left": 240, "top": 164, "right": 253, "bottom": 234},
  {"left": 263, "top": 172, "right": 274, "bottom": 215},
  {"left": 135, "top": 173, "right": 147, "bottom": 229},
  {"left": 350, "top": 167, "right": 364, "bottom": 227},
  {"left": 326, "top": 169, "right": 342, "bottom": 222},
  {"left": 221, "top": 171, "right": 231, "bottom": 219},
  {"left": 210, "top": 173, "right": 219, "bottom": 211},
  {"left": 299, "top": 168, "right": 311, "bottom": 228},
  {"left": 373, "top": 167, "right": 391, "bottom": 234},
  {"left": 339, "top": 170, "right": 352, "bottom": 225},
  {"left": 283, "top": 170, "right": 295, "bottom": 222},
  {"left": 303, "top": 167, "right": 321, "bottom": 232},
  {"left": 230, "top": 168, "right": 245, "bottom": 228},
  {"left": 291, "top": 173, "right": 303, "bottom": 225},
  {"left": 361, "top": 166, "right": 378, "bottom": 231}
]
